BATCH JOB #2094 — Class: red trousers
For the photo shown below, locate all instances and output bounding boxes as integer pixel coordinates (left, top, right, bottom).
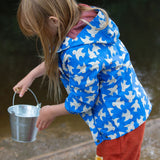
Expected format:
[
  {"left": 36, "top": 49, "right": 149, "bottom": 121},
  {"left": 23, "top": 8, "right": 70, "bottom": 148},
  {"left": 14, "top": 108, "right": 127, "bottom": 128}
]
[{"left": 96, "top": 122, "right": 146, "bottom": 160}]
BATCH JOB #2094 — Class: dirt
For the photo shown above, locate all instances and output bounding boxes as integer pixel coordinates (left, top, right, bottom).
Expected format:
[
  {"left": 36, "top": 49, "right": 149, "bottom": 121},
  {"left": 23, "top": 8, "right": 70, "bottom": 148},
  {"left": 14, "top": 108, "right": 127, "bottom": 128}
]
[{"left": 0, "top": 119, "right": 160, "bottom": 160}]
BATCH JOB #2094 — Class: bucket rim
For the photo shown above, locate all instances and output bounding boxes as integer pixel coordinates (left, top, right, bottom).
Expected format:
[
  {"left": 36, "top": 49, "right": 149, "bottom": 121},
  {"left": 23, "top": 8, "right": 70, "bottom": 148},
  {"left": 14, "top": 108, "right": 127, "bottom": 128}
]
[
  {"left": 8, "top": 104, "right": 40, "bottom": 118},
  {"left": 8, "top": 104, "right": 39, "bottom": 108}
]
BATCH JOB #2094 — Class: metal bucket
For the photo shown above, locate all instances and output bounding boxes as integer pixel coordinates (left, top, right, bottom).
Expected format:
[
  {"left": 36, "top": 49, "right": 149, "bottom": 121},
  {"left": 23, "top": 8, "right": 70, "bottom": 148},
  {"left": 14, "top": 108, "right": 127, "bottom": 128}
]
[{"left": 8, "top": 88, "right": 41, "bottom": 143}]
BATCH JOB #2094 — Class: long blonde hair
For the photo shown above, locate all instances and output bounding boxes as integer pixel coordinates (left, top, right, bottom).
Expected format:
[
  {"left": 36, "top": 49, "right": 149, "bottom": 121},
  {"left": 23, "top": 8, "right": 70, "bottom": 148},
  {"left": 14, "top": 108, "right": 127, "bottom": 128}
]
[{"left": 17, "top": 0, "right": 109, "bottom": 102}]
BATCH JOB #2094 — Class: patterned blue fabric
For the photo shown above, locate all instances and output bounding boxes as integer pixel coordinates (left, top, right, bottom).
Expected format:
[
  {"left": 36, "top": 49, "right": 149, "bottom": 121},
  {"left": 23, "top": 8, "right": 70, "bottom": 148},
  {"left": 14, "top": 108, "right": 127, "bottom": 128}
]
[{"left": 58, "top": 9, "right": 152, "bottom": 145}]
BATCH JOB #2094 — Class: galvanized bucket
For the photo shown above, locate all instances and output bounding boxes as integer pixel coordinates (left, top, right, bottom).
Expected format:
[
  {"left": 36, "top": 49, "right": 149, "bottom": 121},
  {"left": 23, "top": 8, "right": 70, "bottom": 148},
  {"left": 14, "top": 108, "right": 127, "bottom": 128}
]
[{"left": 8, "top": 88, "right": 41, "bottom": 143}]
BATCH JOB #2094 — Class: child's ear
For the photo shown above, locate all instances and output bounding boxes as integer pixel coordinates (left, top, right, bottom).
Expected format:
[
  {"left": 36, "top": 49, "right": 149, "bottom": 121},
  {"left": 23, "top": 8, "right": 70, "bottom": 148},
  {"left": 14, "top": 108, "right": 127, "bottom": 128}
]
[{"left": 49, "top": 16, "right": 59, "bottom": 27}]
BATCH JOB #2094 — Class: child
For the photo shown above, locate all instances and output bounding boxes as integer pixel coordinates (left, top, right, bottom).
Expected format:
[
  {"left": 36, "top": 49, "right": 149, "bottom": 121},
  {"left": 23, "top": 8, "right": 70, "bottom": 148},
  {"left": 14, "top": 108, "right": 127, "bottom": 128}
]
[{"left": 13, "top": 0, "right": 152, "bottom": 159}]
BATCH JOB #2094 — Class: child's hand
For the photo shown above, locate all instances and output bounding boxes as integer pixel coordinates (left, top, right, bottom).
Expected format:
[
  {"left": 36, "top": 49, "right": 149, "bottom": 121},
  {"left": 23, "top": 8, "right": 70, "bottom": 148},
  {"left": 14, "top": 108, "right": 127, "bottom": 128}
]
[
  {"left": 13, "top": 75, "right": 34, "bottom": 97},
  {"left": 36, "top": 105, "right": 56, "bottom": 131}
]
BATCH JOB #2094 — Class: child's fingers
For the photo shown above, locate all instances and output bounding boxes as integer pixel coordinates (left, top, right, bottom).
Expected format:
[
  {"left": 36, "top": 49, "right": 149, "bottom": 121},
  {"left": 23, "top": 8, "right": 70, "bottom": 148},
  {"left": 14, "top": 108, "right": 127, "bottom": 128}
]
[
  {"left": 38, "top": 121, "right": 45, "bottom": 131},
  {"left": 36, "top": 118, "right": 41, "bottom": 129},
  {"left": 45, "top": 121, "right": 51, "bottom": 129},
  {"left": 36, "top": 119, "right": 49, "bottom": 131},
  {"left": 19, "top": 87, "right": 28, "bottom": 97},
  {"left": 13, "top": 86, "right": 21, "bottom": 93},
  {"left": 41, "top": 122, "right": 47, "bottom": 130}
]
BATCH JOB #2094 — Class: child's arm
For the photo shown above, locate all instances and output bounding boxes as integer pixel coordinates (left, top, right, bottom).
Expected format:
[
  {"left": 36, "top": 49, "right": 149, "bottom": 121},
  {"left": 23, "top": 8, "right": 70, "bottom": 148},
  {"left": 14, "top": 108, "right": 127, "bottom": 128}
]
[
  {"left": 13, "top": 61, "right": 46, "bottom": 97},
  {"left": 36, "top": 103, "right": 70, "bottom": 131}
]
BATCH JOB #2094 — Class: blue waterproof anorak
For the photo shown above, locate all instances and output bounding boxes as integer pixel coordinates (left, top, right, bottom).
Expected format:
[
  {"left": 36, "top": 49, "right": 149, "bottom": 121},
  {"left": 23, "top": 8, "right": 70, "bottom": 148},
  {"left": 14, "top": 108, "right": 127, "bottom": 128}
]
[{"left": 58, "top": 9, "right": 152, "bottom": 145}]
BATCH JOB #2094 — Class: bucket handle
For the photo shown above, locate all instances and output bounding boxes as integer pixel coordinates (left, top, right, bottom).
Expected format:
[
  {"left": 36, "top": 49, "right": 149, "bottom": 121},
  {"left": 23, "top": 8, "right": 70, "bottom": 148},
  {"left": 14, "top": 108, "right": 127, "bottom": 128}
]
[{"left": 13, "top": 88, "right": 40, "bottom": 107}]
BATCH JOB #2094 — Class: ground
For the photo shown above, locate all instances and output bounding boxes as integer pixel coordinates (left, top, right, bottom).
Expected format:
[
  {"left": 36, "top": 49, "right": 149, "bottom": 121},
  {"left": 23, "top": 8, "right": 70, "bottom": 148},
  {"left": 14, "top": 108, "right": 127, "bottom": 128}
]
[{"left": 0, "top": 119, "right": 160, "bottom": 160}]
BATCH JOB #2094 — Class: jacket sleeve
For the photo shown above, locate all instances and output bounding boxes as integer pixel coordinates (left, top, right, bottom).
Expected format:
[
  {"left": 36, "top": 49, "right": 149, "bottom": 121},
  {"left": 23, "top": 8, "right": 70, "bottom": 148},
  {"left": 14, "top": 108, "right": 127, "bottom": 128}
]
[{"left": 64, "top": 45, "right": 103, "bottom": 114}]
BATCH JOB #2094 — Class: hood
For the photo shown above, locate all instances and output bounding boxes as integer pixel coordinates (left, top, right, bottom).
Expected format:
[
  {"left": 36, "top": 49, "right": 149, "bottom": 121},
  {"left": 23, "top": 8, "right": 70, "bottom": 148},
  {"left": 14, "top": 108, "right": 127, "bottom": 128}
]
[{"left": 57, "top": 9, "right": 120, "bottom": 53}]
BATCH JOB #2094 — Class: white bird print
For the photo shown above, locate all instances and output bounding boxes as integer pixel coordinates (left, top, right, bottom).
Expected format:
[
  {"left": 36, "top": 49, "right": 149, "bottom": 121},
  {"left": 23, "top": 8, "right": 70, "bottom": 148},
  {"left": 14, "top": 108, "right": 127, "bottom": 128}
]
[
  {"left": 108, "top": 29, "right": 114, "bottom": 37},
  {"left": 62, "top": 53, "right": 72, "bottom": 71},
  {"left": 122, "top": 109, "right": 133, "bottom": 122},
  {"left": 92, "top": 44, "right": 101, "bottom": 55},
  {"left": 107, "top": 76, "right": 117, "bottom": 85},
  {"left": 105, "top": 55, "right": 113, "bottom": 65},
  {"left": 131, "top": 100, "right": 140, "bottom": 112},
  {"left": 63, "top": 37, "right": 70, "bottom": 46},
  {"left": 74, "top": 37, "right": 78, "bottom": 41},
  {"left": 73, "top": 75, "right": 83, "bottom": 85},
  {"left": 141, "top": 96, "right": 146, "bottom": 106},
  {"left": 86, "top": 110, "right": 93, "bottom": 117},
  {"left": 80, "top": 36, "right": 94, "bottom": 44},
  {"left": 135, "top": 77, "right": 140, "bottom": 86},
  {"left": 119, "top": 132, "right": 125, "bottom": 136},
  {"left": 104, "top": 122, "right": 115, "bottom": 132},
  {"left": 88, "top": 48, "right": 97, "bottom": 59},
  {"left": 97, "top": 128, "right": 102, "bottom": 132},
  {"left": 137, "top": 116, "right": 144, "bottom": 125},
  {"left": 108, "top": 108, "right": 114, "bottom": 116},
  {"left": 119, "top": 53, "right": 126, "bottom": 61},
  {"left": 92, "top": 131, "right": 98, "bottom": 141},
  {"left": 108, "top": 133, "right": 117, "bottom": 139},
  {"left": 108, "top": 85, "right": 118, "bottom": 96},
  {"left": 86, "top": 94, "right": 96, "bottom": 104},
  {"left": 125, "top": 91, "right": 135, "bottom": 103},
  {"left": 145, "top": 109, "right": 150, "bottom": 118},
  {"left": 85, "top": 77, "right": 96, "bottom": 87},
  {"left": 98, "top": 108, "right": 106, "bottom": 121},
  {"left": 113, "top": 118, "right": 120, "bottom": 127},
  {"left": 121, "top": 80, "right": 130, "bottom": 92},
  {"left": 94, "top": 115, "right": 98, "bottom": 121},
  {"left": 87, "top": 27, "right": 99, "bottom": 38},
  {"left": 79, "top": 96, "right": 83, "bottom": 102},
  {"left": 70, "top": 99, "right": 81, "bottom": 110},
  {"left": 81, "top": 110, "right": 92, "bottom": 118},
  {"left": 102, "top": 94, "right": 107, "bottom": 102},
  {"left": 68, "top": 64, "right": 74, "bottom": 74},
  {"left": 98, "top": 11, "right": 105, "bottom": 19},
  {"left": 99, "top": 19, "right": 106, "bottom": 28},
  {"left": 112, "top": 97, "right": 125, "bottom": 110},
  {"left": 129, "top": 72, "right": 133, "bottom": 83},
  {"left": 86, "top": 118, "right": 95, "bottom": 129},
  {"left": 85, "top": 87, "right": 94, "bottom": 93},
  {"left": 108, "top": 19, "right": 113, "bottom": 28},
  {"left": 73, "top": 87, "right": 79, "bottom": 93},
  {"left": 81, "top": 105, "right": 88, "bottom": 112},
  {"left": 134, "top": 87, "right": 141, "bottom": 97},
  {"left": 114, "top": 29, "right": 119, "bottom": 42},
  {"left": 72, "top": 48, "right": 85, "bottom": 60},
  {"left": 96, "top": 96, "right": 102, "bottom": 105},
  {"left": 115, "top": 61, "right": 122, "bottom": 70},
  {"left": 148, "top": 101, "right": 152, "bottom": 110},
  {"left": 124, "top": 61, "right": 131, "bottom": 70},
  {"left": 102, "top": 69, "right": 112, "bottom": 75},
  {"left": 77, "top": 63, "right": 87, "bottom": 73},
  {"left": 102, "top": 63, "right": 105, "bottom": 69},
  {"left": 117, "top": 69, "right": 124, "bottom": 76},
  {"left": 97, "top": 37, "right": 107, "bottom": 44},
  {"left": 124, "top": 121, "right": 135, "bottom": 132},
  {"left": 66, "top": 85, "right": 70, "bottom": 94},
  {"left": 108, "top": 46, "right": 116, "bottom": 56},
  {"left": 100, "top": 84, "right": 103, "bottom": 89},
  {"left": 89, "top": 61, "right": 100, "bottom": 72},
  {"left": 119, "top": 42, "right": 128, "bottom": 53}
]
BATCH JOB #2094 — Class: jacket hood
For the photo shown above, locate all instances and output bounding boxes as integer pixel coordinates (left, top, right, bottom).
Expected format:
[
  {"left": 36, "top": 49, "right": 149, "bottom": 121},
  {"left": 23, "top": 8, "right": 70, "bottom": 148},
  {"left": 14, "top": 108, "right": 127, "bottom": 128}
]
[{"left": 57, "top": 9, "right": 120, "bottom": 53}]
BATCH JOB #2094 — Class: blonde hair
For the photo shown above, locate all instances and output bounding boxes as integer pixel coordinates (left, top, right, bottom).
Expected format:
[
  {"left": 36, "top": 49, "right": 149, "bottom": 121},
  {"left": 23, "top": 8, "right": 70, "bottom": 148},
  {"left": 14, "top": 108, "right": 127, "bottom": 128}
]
[{"left": 17, "top": 0, "right": 109, "bottom": 102}]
